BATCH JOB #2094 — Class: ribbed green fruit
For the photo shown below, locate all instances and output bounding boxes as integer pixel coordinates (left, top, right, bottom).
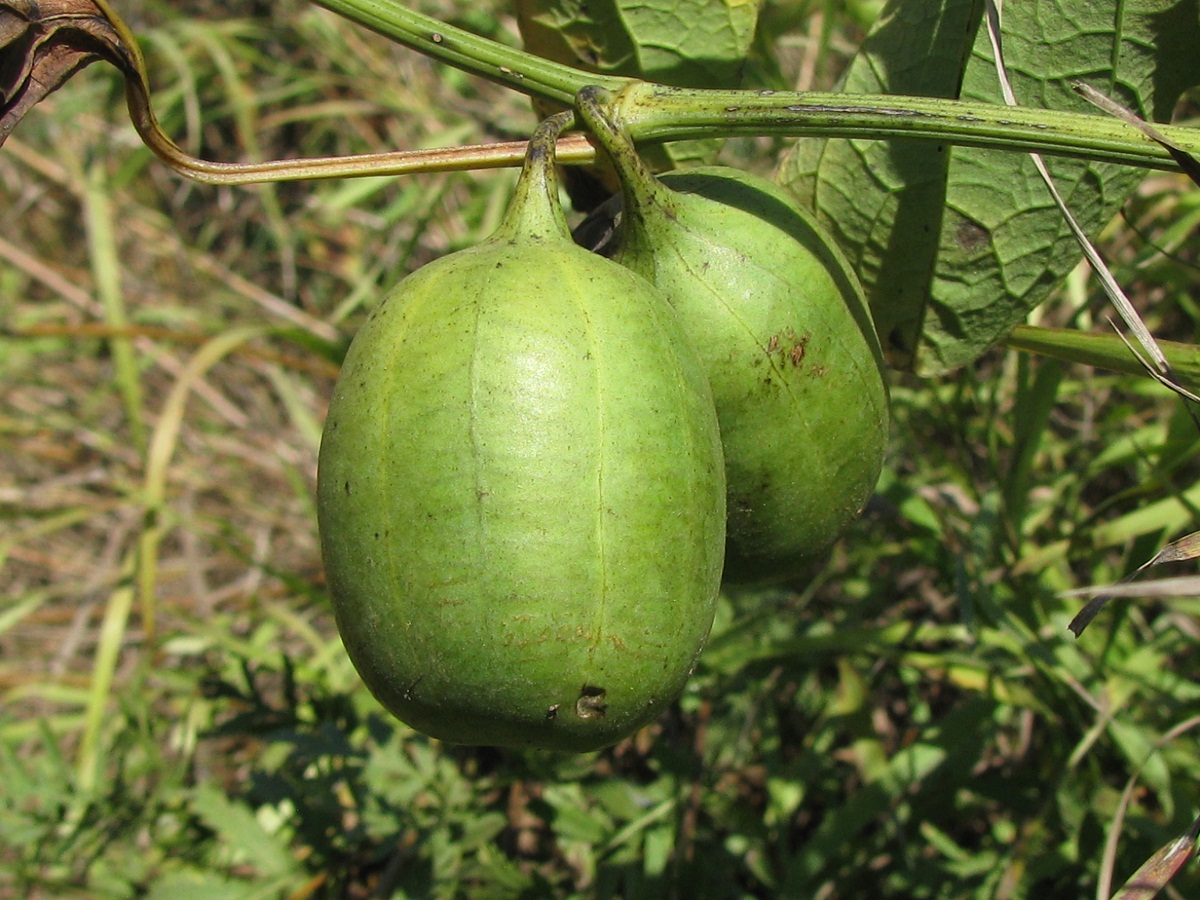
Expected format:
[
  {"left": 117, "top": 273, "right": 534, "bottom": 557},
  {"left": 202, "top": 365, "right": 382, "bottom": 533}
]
[
  {"left": 578, "top": 89, "right": 889, "bottom": 584},
  {"left": 316, "top": 117, "right": 726, "bottom": 752}
]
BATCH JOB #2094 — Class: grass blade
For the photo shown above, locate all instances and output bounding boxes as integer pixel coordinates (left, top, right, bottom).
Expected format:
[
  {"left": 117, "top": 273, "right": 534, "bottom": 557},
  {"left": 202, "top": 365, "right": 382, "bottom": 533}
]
[
  {"left": 75, "top": 551, "right": 135, "bottom": 793},
  {"left": 138, "top": 326, "right": 270, "bottom": 638},
  {"left": 83, "top": 160, "right": 147, "bottom": 453}
]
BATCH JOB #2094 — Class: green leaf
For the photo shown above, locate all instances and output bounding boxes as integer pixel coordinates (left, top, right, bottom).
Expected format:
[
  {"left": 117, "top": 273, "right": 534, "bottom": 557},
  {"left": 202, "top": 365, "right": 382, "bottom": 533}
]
[
  {"left": 516, "top": 0, "right": 760, "bottom": 86},
  {"left": 777, "top": 0, "right": 983, "bottom": 370},
  {"left": 144, "top": 870, "right": 266, "bottom": 900},
  {"left": 190, "top": 784, "right": 298, "bottom": 879},
  {"left": 516, "top": 0, "right": 762, "bottom": 175},
  {"left": 541, "top": 783, "right": 614, "bottom": 844},
  {"left": 777, "top": 0, "right": 1200, "bottom": 374}
]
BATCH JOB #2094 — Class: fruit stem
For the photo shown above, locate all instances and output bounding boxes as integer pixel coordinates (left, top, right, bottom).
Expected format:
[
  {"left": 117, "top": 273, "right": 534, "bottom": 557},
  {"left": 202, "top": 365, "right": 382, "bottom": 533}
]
[
  {"left": 494, "top": 111, "right": 576, "bottom": 243},
  {"left": 576, "top": 86, "right": 664, "bottom": 194},
  {"left": 575, "top": 86, "right": 674, "bottom": 255}
]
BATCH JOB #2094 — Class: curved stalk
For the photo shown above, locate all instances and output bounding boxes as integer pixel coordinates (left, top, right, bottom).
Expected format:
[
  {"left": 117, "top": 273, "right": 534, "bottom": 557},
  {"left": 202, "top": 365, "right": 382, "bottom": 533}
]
[
  {"left": 96, "top": 0, "right": 594, "bottom": 184},
  {"left": 101, "top": 0, "right": 584, "bottom": 184},
  {"left": 127, "top": 105, "right": 597, "bottom": 184}
]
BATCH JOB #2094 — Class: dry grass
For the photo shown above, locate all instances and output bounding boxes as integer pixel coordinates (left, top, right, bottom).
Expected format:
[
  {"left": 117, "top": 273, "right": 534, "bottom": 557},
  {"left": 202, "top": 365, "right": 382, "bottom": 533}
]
[{"left": 0, "top": 0, "right": 533, "bottom": 740}]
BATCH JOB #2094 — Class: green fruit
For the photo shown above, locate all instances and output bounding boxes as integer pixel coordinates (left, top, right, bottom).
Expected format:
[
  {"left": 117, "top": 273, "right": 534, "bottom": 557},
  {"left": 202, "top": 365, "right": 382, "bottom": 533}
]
[
  {"left": 316, "top": 114, "right": 726, "bottom": 752},
  {"left": 578, "top": 88, "right": 889, "bottom": 584}
]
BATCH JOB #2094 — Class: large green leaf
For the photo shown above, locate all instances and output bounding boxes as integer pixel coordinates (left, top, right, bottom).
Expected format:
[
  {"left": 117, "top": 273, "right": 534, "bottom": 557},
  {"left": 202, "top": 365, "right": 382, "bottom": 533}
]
[
  {"left": 516, "top": 0, "right": 762, "bottom": 186},
  {"left": 515, "top": 0, "right": 760, "bottom": 87},
  {"left": 777, "top": 0, "right": 1200, "bottom": 375}
]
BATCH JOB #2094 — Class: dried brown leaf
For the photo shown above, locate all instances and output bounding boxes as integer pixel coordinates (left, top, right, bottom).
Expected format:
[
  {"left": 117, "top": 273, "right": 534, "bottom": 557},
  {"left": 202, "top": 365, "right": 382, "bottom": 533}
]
[
  {"left": 0, "top": 0, "right": 139, "bottom": 145},
  {"left": 1062, "top": 576, "right": 1200, "bottom": 601},
  {"left": 1144, "top": 530, "right": 1200, "bottom": 566},
  {"left": 1067, "top": 530, "right": 1200, "bottom": 636},
  {"left": 1110, "top": 813, "right": 1200, "bottom": 900},
  {"left": 1074, "top": 80, "right": 1200, "bottom": 188}
]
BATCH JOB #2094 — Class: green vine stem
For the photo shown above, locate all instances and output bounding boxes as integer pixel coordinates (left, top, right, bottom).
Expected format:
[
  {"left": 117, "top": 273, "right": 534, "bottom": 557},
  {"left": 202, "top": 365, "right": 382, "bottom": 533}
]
[
  {"left": 85, "top": 0, "right": 1200, "bottom": 183},
  {"left": 1005, "top": 324, "right": 1200, "bottom": 392},
  {"left": 314, "top": 0, "right": 1200, "bottom": 173},
  {"left": 612, "top": 83, "right": 1198, "bottom": 171},
  {"left": 312, "top": 0, "right": 628, "bottom": 104}
]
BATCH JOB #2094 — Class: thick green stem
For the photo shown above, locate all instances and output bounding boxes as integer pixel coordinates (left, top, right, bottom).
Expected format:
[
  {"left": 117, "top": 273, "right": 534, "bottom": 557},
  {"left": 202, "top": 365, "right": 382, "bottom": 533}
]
[
  {"left": 1005, "top": 324, "right": 1200, "bottom": 391},
  {"left": 613, "top": 83, "right": 1198, "bottom": 171},
  {"left": 311, "top": 0, "right": 628, "bottom": 104},
  {"left": 96, "top": 0, "right": 601, "bottom": 183},
  {"left": 311, "top": 0, "right": 1199, "bottom": 173}
]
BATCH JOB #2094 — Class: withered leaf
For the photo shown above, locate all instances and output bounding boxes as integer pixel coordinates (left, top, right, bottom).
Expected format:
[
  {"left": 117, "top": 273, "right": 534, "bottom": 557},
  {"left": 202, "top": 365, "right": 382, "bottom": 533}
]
[
  {"left": 0, "top": 0, "right": 139, "bottom": 145},
  {"left": 1074, "top": 81, "right": 1200, "bottom": 189},
  {"left": 1111, "top": 813, "right": 1200, "bottom": 900}
]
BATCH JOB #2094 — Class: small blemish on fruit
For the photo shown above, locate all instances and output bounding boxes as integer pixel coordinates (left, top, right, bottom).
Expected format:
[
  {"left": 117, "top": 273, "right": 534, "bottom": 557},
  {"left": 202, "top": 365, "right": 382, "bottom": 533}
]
[
  {"left": 402, "top": 675, "right": 424, "bottom": 701},
  {"left": 790, "top": 332, "right": 810, "bottom": 366},
  {"left": 545, "top": 704, "right": 559, "bottom": 720},
  {"left": 575, "top": 685, "right": 607, "bottom": 720},
  {"left": 343, "top": 481, "right": 351, "bottom": 496}
]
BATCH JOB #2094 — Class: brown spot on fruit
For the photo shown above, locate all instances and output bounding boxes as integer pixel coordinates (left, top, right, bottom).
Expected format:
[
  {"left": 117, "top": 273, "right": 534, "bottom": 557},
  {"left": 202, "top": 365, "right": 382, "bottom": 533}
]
[{"left": 789, "top": 332, "right": 810, "bottom": 367}]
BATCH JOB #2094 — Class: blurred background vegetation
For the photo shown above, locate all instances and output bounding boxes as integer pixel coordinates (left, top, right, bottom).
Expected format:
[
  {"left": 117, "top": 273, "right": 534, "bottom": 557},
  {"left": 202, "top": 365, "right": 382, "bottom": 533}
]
[{"left": 2, "top": 0, "right": 1199, "bottom": 897}]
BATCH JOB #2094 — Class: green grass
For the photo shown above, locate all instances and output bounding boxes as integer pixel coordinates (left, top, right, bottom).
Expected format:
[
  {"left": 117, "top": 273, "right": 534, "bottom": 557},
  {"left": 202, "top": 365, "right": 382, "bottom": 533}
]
[{"left": 2, "top": 1, "right": 1199, "bottom": 897}]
